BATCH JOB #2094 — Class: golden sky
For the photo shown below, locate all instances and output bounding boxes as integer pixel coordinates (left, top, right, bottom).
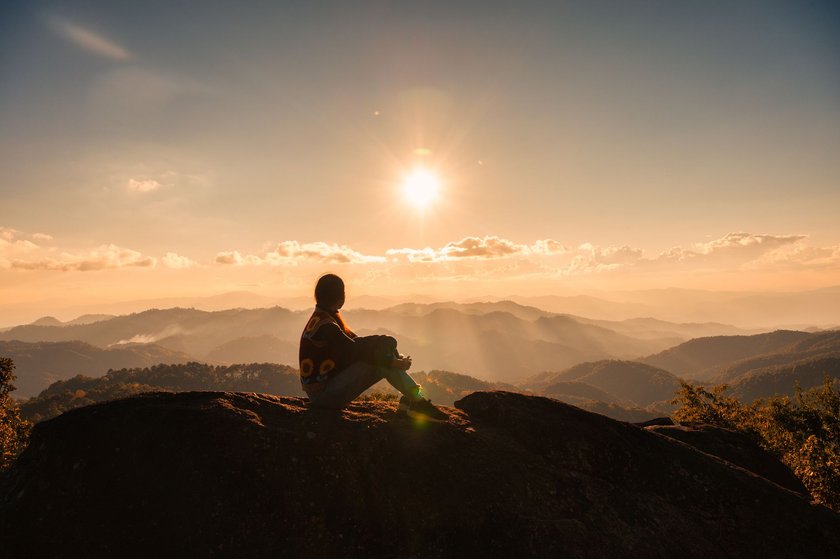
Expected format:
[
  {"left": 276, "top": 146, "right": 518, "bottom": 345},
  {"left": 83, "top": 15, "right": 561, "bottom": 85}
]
[{"left": 1, "top": 1, "right": 839, "bottom": 318}]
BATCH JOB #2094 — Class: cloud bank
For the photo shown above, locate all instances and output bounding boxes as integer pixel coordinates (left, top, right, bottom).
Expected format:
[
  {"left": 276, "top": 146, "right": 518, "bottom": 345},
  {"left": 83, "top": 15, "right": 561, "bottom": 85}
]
[
  {"left": 209, "top": 233, "right": 838, "bottom": 282},
  {"left": 10, "top": 244, "right": 156, "bottom": 272},
  {"left": 216, "top": 242, "right": 386, "bottom": 266},
  {"left": 2, "top": 227, "right": 836, "bottom": 286},
  {"left": 1, "top": 229, "right": 155, "bottom": 272}
]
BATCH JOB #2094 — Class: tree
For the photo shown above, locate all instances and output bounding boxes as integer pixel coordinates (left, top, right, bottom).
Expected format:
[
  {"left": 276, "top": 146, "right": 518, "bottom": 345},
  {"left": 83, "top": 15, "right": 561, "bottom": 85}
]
[
  {"left": 1, "top": 357, "right": 31, "bottom": 471},
  {"left": 672, "top": 377, "right": 840, "bottom": 511}
]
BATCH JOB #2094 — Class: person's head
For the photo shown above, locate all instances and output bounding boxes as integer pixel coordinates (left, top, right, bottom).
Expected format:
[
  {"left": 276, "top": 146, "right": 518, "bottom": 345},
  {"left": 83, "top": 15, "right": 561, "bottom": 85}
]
[{"left": 314, "top": 273, "right": 345, "bottom": 310}]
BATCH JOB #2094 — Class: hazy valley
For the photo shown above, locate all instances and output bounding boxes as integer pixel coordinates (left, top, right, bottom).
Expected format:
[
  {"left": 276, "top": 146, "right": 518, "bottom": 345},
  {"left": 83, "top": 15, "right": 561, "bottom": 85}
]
[{"left": 2, "top": 298, "right": 837, "bottom": 428}]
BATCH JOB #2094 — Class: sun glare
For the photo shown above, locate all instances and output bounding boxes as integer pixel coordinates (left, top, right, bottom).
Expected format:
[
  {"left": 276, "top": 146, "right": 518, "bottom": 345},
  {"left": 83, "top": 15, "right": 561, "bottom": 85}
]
[{"left": 402, "top": 168, "right": 440, "bottom": 210}]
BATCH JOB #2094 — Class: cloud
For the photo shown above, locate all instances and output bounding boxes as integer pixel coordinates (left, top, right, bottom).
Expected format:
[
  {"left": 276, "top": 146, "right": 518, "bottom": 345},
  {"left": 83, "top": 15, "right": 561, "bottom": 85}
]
[
  {"left": 567, "top": 243, "right": 646, "bottom": 273},
  {"left": 109, "top": 325, "right": 184, "bottom": 346},
  {"left": 211, "top": 232, "right": 838, "bottom": 285},
  {"left": 162, "top": 252, "right": 197, "bottom": 269},
  {"left": 697, "top": 232, "right": 806, "bottom": 254},
  {"left": 127, "top": 178, "right": 163, "bottom": 193},
  {"left": 657, "top": 233, "right": 807, "bottom": 265},
  {"left": 49, "top": 18, "right": 131, "bottom": 61},
  {"left": 387, "top": 236, "right": 567, "bottom": 263},
  {"left": 0, "top": 228, "right": 40, "bottom": 267},
  {"left": 530, "top": 239, "right": 568, "bottom": 255},
  {"left": 386, "top": 247, "right": 440, "bottom": 263},
  {"left": 1, "top": 227, "right": 17, "bottom": 241},
  {"left": 0, "top": 240, "right": 39, "bottom": 269},
  {"left": 32, "top": 233, "right": 53, "bottom": 241},
  {"left": 744, "top": 243, "right": 840, "bottom": 271},
  {"left": 215, "top": 251, "right": 242, "bottom": 265},
  {"left": 216, "top": 242, "right": 385, "bottom": 266},
  {"left": 441, "top": 236, "right": 523, "bottom": 259},
  {"left": 215, "top": 251, "right": 262, "bottom": 266},
  {"left": 273, "top": 241, "right": 386, "bottom": 264},
  {"left": 9, "top": 244, "right": 155, "bottom": 271},
  {"left": 387, "top": 236, "right": 520, "bottom": 263}
]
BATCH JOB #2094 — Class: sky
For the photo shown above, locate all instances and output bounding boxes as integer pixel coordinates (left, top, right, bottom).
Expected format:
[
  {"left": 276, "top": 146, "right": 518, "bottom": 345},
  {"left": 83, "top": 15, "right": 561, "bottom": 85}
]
[{"left": 1, "top": 0, "right": 839, "bottom": 319}]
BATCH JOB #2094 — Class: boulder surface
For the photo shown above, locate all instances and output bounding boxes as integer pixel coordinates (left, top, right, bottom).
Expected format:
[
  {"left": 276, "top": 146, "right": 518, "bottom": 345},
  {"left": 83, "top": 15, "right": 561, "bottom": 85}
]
[{"left": 1, "top": 390, "right": 838, "bottom": 558}]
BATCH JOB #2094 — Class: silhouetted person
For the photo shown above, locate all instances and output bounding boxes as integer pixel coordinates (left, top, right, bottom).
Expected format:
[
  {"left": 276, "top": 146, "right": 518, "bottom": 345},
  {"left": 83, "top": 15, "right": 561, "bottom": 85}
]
[{"left": 299, "top": 273, "right": 447, "bottom": 422}]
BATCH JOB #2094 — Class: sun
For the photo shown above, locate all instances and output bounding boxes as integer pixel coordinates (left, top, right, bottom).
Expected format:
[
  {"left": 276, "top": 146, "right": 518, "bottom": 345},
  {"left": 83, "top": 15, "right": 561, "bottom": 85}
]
[{"left": 402, "top": 168, "right": 441, "bottom": 210}]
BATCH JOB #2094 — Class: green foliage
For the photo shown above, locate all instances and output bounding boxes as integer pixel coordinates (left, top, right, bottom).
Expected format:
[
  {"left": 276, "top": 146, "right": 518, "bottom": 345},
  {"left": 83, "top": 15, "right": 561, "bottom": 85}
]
[
  {"left": 0, "top": 357, "right": 32, "bottom": 471},
  {"left": 672, "top": 377, "right": 840, "bottom": 511}
]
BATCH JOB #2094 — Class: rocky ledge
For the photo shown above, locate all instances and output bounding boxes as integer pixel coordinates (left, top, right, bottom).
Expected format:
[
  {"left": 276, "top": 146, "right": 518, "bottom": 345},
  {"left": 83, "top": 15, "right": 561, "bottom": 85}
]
[{"left": 1, "top": 390, "right": 838, "bottom": 558}]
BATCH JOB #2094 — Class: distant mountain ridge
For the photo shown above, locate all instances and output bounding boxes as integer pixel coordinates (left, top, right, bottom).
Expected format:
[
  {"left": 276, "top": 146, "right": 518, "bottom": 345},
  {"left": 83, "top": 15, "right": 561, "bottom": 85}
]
[
  {"left": 714, "top": 331, "right": 840, "bottom": 383},
  {"left": 639, "top": 330, "right": 815, "bottom": 380},
  {"left": 1, "top": 302, "right": 731, "bottom": 386},
  {"left": 0, "top": 340, "right": 195, "bottom": 397},
  {"left": 525, "top": 359, "right": 682, "bottom": 408},
  {"left": 729, "top": 357, "right": 840, "bottom": 402}
]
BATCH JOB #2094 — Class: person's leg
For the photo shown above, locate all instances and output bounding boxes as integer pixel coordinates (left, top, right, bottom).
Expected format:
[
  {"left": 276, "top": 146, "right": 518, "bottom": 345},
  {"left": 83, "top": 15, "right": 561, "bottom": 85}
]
[
  {"left": 381, "top": 367, "right": 421, "bottom": 400},
  {"left": 388, "top": 367, "right": 448, "bottom": 422},
  {"left": 307, "top": 361, "right": 383, "bottom": 409}
]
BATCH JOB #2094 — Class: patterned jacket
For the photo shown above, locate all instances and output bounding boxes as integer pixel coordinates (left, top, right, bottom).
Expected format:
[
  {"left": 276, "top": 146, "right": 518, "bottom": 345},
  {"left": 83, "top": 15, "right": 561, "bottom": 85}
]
[{"left": 298, "top": 307, "right": 397, "bottom": 394}]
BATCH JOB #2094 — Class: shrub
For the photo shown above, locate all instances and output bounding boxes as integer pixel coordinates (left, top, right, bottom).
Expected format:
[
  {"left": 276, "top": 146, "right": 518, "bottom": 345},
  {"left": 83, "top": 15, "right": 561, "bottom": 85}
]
[
  {"left": 672, "top": 377, "right": 840, "bottom": 511},
  {"left": 0, "top": 358, "right": 31, "bottom": 471}
]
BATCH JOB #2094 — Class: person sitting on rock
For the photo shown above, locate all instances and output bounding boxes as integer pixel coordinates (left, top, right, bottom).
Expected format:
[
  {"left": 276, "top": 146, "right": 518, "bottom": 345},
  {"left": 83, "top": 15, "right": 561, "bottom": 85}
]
[{"left": 298, "top": 273, "right": 447, "bottom": 422}]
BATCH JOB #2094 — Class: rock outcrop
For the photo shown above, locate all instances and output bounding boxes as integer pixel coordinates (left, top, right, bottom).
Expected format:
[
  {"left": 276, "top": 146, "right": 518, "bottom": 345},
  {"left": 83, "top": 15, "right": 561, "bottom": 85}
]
[
  {"left": 646, "top": 423, "right": 808, "bottom": 496},
  {"left": 1, "top": 391, "right": 838, "bottom": 558}
]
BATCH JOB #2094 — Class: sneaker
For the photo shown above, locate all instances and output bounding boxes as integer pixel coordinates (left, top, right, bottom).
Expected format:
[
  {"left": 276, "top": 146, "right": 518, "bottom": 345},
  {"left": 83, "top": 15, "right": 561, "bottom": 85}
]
[{"left": 398, "top": 396, "right": 448, "bottom": 423}]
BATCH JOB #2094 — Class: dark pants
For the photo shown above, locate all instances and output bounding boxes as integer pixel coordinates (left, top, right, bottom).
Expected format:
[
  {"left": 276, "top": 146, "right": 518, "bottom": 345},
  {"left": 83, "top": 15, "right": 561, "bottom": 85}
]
[{"left": 307, "top": 361, "right": 420, "bottom": 409}]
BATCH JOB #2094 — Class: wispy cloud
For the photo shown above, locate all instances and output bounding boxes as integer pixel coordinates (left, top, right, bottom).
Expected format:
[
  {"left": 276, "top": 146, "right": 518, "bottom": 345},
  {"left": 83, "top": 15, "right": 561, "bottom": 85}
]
[{"left": 49, "top": 17, "right": 132, "bottom": 61}]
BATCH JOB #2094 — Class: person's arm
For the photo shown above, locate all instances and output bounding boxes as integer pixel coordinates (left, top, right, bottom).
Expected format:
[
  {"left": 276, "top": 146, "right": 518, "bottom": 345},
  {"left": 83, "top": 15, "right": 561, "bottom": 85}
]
[{"left": 353, "top": 334, "right": 399, "bottom": 367}]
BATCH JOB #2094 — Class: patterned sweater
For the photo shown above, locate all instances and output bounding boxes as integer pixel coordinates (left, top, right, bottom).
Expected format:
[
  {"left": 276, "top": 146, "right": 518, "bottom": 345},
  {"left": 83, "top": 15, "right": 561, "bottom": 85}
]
[{"left": 298, "top": 307, "right": 397, "bottom": 394}]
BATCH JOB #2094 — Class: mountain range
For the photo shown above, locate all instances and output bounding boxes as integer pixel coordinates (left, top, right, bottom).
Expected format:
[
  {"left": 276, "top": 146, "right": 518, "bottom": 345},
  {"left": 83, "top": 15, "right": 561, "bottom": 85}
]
[
  {"left": 4, "top": 301, "right": 839, "bottom": 409},
  {"left": 4, "top": 285, "right": 839, "bottom": 329},
  {"left": 2, "top": 301, "right": 748, "bottom": 395}
]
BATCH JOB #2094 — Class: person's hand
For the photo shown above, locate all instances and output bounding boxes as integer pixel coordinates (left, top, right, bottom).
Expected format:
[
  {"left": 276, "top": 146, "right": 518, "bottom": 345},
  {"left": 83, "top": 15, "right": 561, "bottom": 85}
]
[{"left": 391, "top": 355, "right": 412, "bottom": 371}]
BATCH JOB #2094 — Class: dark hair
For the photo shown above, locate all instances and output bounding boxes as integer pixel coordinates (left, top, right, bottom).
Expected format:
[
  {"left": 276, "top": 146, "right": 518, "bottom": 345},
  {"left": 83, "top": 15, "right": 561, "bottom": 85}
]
[{"left": 315, "top": 274, "right": 344, "bottom": 307}]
